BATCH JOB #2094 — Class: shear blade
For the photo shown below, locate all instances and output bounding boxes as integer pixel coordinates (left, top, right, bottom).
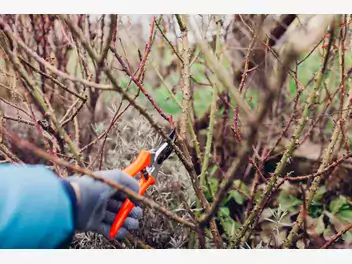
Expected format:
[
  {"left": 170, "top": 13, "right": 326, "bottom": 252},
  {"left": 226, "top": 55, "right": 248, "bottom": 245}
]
[{"left": 155, "top": 128, "right": 176, "bottom": 165}]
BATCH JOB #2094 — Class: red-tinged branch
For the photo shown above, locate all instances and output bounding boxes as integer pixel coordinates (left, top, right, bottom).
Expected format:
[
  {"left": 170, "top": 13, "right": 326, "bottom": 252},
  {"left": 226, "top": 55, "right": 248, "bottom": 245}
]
[
  {"left": 139, "top": 16, "right": 156, "bottom": 76},
  {"left": 287, "top": 152, "right": 352, "bottom": 181},
  {"left": 94, "top": 19, "right": 157, "bottom": 169},
  {"left": 108, "top": 17, "right": 176, "bottom": 127},
  {"left": 36, "top": 15, "right": 55, "bottom": 43},
  {"left": 232, "top": 107, "right": 242, "bottom": 142},
  {"left": 321, "top": 223, "right": 352, "bottom": 249},
  {"left": 109, "top": 45, "right": 174, "bottom": 127}
]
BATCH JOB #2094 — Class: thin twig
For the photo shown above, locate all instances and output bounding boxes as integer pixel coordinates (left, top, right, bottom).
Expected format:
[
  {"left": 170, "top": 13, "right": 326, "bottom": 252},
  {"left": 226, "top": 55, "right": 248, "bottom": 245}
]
[
  {"left": 109, "top": 46, "right": 173, "bottom": 126},
  {"left": 287, "top": 153, "right": 352, "bottom": 181},
  {"left": 1, "top": 115, "right": 35, "bottom": 126},
  {"left": 155, "top": 19, "right": 183, "bottom": 63},
  {"left": 283, "top": 18, "right": 344, "bottom": 248},
  {"left": 0, "top": 127, "right": 198, "bottom": 231},
  {"left": 58, "top": 14, "right": 194, "bottom": 181},
  {"left": 98, "top": 15, "right": 116, "bottom": 64},
  {"left": 321, "top": 223, "right": 352, "bottom": 249}
]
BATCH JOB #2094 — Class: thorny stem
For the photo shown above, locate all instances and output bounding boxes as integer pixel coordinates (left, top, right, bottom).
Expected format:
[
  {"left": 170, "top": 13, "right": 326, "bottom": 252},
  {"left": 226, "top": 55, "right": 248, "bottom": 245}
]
[
  {"left": 200, "top": 75, "right": 217, "bottom": 193},
  {"left": 232, "top": 31, "right": 258, "bottom": 142},
  {"left": 175, "top": 15, "right": 186, "bottom": 32},
  {"left": 155, "top": 19, "right": 183, "bottom": 63},
  {"left": 58, "top": 15, "right": 197, "bottom": 189},
  {"left": 0, "top": 19, "right": 117, "bottom": 91},
  {"left": 137, "top": 16, "right": 156, "bottom": 80},
  {"left": 300, "top": 86, "right": 340, "bottom": 146},
  {"left": 238, "top": 32, "right": 258, "bottom": 94},
  {"left": 1, "top": 115, "right": 35, "bottom": 126},
  {"left": 283, "top": 18, "right": 348, "bottom": 249},
  {"left": 0, "top": 97, "right": 32, "bottom": 118},
  {"left": 98, "top": 15, "right": 116, "bottom": 64},
  {"left": 234, "top": 20, "right": 339, "bottom": 248},
  {"left": 1, "top": 13, "right": 347, "bottom": 250},
  {"left": 22, "top": 90, "right": 54, "bottom": 159},
  {"left": 0, "top": 27, "right": 83, "bottom": 165},
  {"left": 0, "top": 144, "right": 23, "bottom": 163},
  {"left": 152, "top": 60, "right": 203, "bottom": 164},
  {"left": 79, "top": 70, "right": 140, "bottom": 154},
  {"left": 109, "top": 45, "right": 174, "bottom": 126},
  {"left": 263, "top": 88, "right": 302, "bottom": 161},
  {"left": 321, "top": 223, "right": 352, "bottom": 249},
  {"left": 178, "top": 15, "right": 191, "bottom": 142},
  {"left": 59, "top": 97, "right": 81, "bottom": 124},
  {"left": 60, "top": 98, "right": 87, "bottom": 128},
  {"left": 200, "top": 82, "right": 272, "bottom": 228},
  {"left": 152, "top": 61, "right": 182, "bottom": 108},
  {"left": 177, "top": 14, "right": 222, "bottom": 249},
  {"left": 19, "top": 56, "right": 87, "bottom": 101},
  {"left": 198, "top": 19, "right": 269, "bottom": 239},
  {"left": 93, "top": 16, "right": 156, "bottom": 169},
  {"left": 195, "top": 34, "right": 255, "bottom": 122},
  {"left": 287, "top": 152, "right": 352, "bottom": 181},
  {"left": 200, "top": 16, "right": 221, "bottom": 192},
  {"left": 338, "top": 15, "right": 349, "bottom": 153}
]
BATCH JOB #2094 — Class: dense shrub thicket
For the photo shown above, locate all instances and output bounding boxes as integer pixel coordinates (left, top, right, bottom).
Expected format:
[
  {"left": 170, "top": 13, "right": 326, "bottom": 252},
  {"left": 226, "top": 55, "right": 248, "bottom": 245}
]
[{"left": 0, "top": 14, "right": 351, "bottom": 249}]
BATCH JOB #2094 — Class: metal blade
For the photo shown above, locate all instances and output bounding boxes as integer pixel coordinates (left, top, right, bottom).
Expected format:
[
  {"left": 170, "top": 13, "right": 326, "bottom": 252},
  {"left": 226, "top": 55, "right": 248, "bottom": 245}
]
[{"left": 155, "top": 128, "right": 176, "bottom": 165}]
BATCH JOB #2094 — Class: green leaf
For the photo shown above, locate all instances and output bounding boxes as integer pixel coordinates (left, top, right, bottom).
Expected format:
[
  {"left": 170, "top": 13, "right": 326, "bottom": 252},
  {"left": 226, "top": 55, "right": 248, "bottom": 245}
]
[
  {"left": 204, "top": 177, "right": 218, "bottom": 201},
  {"left": 338, "top": 208, "right": 352, "bottom": 222},
  {"left": 312, "top": 186, "right": 326, "bottom": 203},
  {"left": 342, "top": 230, "right": 352, "bottom": 243},
  {"left": 228, "top": 190, "right": 245, "bottom": 205},
  {"left": 277, "top": 192, "right": 302, "bottom": 211},
  {"left": 329, "top": 196, "right": 347, "bottom": 214},
  {"left": 340, "top": 203, "right": 351, "bottom": 211},
  {"left": 233, "top": 180, "right": 249, "bottom": 195},
  {"left": 220, "top": 207, "right": 230, "bottom": 217},
  {"left": 209, "top": 177, "right": 219, "bottom": 193},
  {"left": 308, "top": 204, "right": 324, "bottom": 218},
  {"left": 208, "top": 165, "right": 218, "bottom": 177},
  {"left": 222, "top": 219, "right": 239, "bottom": 237},
  {"left": 288, "top": 78, "right": 298, "bottom": 97}
]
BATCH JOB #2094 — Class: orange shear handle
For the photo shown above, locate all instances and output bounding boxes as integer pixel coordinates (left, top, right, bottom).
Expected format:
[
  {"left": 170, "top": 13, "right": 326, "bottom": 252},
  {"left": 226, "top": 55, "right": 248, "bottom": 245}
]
[{"left": 109, "top": 150, "right": 156, "bottom": 239}]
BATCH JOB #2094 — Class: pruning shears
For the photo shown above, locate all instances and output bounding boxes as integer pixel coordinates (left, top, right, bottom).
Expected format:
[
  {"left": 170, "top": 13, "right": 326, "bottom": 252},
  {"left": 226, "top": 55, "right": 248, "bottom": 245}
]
[{"left": 109, "top": 128, "right": 176, "bottom": 238}]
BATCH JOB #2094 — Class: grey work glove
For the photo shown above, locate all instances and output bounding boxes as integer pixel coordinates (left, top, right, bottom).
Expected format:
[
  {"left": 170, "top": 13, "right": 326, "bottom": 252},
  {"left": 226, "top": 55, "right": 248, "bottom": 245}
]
[{"left": 67, "top": 169, "right": 143, "bottom": 240}]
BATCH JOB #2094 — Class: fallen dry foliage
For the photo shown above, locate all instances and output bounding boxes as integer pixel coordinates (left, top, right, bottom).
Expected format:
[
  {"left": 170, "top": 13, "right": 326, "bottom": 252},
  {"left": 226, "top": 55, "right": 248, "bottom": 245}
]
[{"left": 0, "top": 14, "right": 352, "bottom": 249}]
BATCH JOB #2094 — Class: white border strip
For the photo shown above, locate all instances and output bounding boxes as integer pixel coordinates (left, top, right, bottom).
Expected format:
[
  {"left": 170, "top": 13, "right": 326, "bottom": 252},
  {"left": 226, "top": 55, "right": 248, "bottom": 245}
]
[
  {"left": 0, "top": 0, "right": 350, "bottom": 14},
  {"left": 0, "top": 249, "right": 351, "bottom": 264}
]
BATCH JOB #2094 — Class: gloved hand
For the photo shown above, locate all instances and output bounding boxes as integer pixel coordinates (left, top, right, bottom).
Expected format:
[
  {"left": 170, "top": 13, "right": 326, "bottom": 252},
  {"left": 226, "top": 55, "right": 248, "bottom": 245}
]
[{"left": 66, "top": 169, "right": 142, "bottom": 240}]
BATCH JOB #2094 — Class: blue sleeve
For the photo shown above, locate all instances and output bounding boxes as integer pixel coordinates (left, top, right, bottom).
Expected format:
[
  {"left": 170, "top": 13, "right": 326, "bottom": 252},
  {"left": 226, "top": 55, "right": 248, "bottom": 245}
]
[{"left": 0, "top": 164, "right": 78, "bottom": 249}]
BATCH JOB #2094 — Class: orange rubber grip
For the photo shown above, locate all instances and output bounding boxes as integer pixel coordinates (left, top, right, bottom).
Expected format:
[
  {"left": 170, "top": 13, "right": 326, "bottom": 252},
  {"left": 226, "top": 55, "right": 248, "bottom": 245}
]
[
  {"left": 123, "top": 150, "right": 151, "bottom": 177},
  {"left": 109, "top": 150, "right": 156, "bottom": 238}
]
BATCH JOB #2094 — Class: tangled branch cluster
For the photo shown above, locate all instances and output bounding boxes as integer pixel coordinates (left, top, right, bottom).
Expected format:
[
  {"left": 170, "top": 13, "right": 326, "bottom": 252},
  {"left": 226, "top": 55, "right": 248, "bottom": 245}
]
[{"left": 1, "top": 14, "right": 352, "bottom": 249}]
